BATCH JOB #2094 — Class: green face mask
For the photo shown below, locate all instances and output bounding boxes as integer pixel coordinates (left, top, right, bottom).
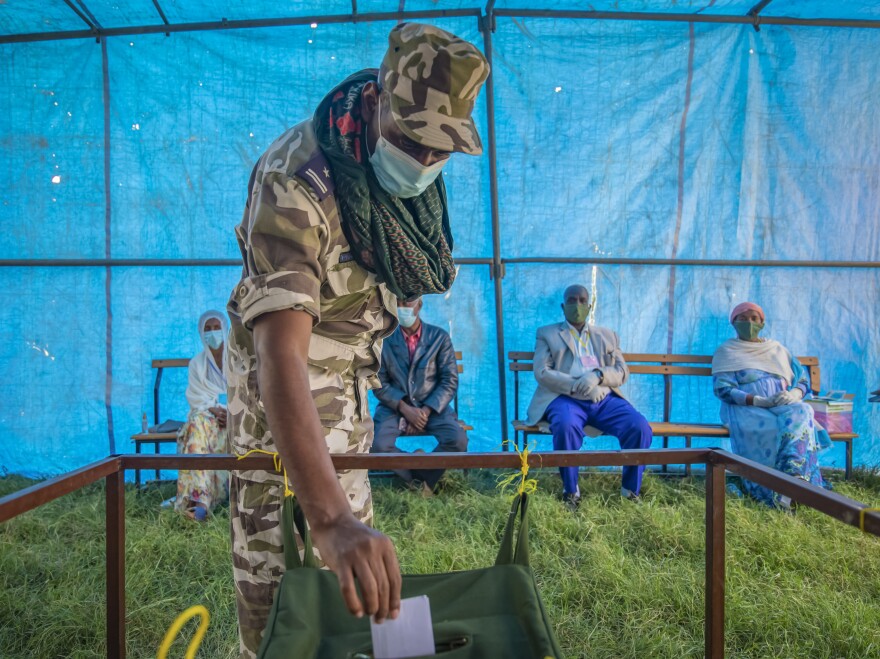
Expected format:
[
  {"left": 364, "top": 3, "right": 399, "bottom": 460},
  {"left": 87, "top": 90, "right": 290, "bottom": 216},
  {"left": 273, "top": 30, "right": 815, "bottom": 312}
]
[
  {"left": 563, "top": 303, "right": 590, "bottom": 326},
  {"left": 733, "top": 320, "right": 764, "bottom": 341}
]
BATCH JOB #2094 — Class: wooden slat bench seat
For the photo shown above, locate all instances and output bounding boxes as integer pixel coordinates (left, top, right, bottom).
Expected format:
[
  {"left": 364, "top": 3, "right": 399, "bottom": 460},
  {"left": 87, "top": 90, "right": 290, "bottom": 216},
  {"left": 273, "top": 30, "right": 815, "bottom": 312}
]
[
  {"left": 134, "top": 352, "right": 473, "bottom": 485},
  {"left": 509, "top": 352, "right": 856, "bottom": 480},
  {"left": 649, "top": 422, "right": 731, "bottom": 438}
]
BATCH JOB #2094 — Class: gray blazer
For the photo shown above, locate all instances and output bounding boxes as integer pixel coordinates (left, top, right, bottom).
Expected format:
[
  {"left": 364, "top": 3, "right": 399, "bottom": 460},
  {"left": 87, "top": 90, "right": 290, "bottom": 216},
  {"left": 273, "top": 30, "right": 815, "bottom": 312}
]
[
  {"left": 525, "top": 322, "right": 629, "bottom": 431},
  {"left": 374, "top": 323, "right": 458, "bottom": 421}
]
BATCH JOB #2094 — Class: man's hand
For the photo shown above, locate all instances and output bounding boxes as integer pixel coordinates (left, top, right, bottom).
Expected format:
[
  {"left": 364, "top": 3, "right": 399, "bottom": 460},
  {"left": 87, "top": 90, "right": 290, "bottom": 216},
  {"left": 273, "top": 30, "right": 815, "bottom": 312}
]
[
  {"left": 586, "top": 385, "right": 610, "bottom": 404},
  {"left": 399, "top": 401, "right": 429, "bottom": 432},
  {"left": 414, "top": 406, "right": 430, "bottom": 431},
  {"left": 572, "top": 371, "right": 600, "bottom": 397},
  {"left": 208, "top": 406, "right": 227, "bottom": 428},
  {"left": 311, "top": 515, "right": 402, "bottom": 623}
]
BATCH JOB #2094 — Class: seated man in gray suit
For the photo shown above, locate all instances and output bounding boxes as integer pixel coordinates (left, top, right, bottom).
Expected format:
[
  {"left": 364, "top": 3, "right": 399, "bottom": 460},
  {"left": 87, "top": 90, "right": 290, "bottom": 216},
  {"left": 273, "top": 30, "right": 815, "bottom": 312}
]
[
  {"left": 372, "top": 296, "right": 467, "bottom": 493},
  {"left": 526, "top": 284, "right": 653, "bottom": 507}
]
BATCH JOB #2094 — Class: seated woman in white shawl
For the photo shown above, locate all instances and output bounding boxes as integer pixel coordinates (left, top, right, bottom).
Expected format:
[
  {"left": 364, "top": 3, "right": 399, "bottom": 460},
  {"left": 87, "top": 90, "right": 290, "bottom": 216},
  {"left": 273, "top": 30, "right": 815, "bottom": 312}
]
[
  {"left": 712, "top": 302, "right": 830, "bottom": 509},
  {"left": 175, "top": 310, "right": 230, "bottom": 520}
]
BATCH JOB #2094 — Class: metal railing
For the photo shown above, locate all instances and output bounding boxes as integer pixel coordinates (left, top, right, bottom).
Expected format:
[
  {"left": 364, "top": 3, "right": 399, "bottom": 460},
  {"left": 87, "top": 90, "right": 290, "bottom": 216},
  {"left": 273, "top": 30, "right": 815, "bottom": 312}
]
[{"left": 0, "top": 450, "right": 877, "bottom": 658}]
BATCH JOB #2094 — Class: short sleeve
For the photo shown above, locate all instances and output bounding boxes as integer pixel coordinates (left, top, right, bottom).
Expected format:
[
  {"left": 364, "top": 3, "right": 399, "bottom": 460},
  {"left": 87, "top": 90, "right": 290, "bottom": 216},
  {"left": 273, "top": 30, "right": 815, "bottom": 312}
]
[{"left": 232, "top": 170, "right": 328, "bottom": 329}]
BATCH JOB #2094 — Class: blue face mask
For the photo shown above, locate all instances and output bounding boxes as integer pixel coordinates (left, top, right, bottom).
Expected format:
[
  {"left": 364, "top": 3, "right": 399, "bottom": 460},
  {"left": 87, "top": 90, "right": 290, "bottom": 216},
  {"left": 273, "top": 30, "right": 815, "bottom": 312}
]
[
  {"left": 369, "top": 96, "right": 447, "bottom": 199},
  {"left": 396, "top": 307, "right": 418, "bottom": 328},
  {"left": 204, "top": 330, "right": 224, "bottom": 350}
]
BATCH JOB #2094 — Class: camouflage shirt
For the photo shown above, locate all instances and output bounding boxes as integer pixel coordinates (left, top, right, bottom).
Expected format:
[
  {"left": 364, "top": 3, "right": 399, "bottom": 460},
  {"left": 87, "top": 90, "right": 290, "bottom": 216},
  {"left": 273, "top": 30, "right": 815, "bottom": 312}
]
[{"left": 226, "top": 118, "right": 398, "bottom": 457}]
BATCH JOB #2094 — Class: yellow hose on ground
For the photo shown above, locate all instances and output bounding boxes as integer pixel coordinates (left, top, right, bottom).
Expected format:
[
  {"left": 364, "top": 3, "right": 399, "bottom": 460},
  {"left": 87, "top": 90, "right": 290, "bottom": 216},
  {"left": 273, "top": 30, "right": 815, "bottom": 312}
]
[{"left": 157, "top": 605, "right": 210, "bottom": 659}]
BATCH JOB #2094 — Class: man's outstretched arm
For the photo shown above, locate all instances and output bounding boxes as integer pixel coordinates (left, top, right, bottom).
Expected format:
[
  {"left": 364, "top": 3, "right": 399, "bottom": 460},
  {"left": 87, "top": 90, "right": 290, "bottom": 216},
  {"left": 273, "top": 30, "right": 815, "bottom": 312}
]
[{"left": 253, "top": 308, "right": 401, "bottom": 623}]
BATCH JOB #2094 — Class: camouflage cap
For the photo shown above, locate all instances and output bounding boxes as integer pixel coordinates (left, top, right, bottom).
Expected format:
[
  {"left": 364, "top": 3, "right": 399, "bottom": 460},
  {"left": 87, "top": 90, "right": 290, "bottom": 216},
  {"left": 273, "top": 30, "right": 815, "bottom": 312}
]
[{"left": 380, "top": 22, "right": 490, "bottom": 156}]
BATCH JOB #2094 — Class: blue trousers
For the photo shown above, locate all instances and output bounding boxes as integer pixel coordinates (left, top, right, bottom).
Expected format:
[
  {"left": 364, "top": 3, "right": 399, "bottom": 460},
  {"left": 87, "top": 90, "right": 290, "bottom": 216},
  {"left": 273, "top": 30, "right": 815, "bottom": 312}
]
[{"left": 545, "top": 393, "right": 653, "bottom": 495}]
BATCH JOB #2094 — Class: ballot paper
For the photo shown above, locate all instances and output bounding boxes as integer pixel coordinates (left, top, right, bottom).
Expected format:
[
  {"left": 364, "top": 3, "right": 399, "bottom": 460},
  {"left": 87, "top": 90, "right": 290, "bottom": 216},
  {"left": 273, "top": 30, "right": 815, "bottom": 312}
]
[{"left": 370, "top": 595, "right": 435, "bottom": 658}]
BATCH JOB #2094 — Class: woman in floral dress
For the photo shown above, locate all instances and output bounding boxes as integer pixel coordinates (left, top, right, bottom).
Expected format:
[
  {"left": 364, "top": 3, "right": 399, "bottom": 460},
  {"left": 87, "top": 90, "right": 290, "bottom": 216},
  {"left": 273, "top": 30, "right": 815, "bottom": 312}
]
[{"left": 712, "top": 302, "right": 830, "bottom": 509}]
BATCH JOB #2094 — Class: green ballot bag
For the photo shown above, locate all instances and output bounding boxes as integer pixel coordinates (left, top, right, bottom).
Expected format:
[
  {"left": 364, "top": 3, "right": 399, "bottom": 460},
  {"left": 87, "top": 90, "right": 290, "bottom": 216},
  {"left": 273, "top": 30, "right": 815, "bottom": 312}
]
[{"left": 257, "top": 493, "right": 563, "bottom": 659}]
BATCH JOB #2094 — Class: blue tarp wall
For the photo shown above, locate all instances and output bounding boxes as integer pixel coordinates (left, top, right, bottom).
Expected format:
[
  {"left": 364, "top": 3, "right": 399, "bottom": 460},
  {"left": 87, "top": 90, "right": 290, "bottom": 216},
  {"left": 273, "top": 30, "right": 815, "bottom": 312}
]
[{"left": 2, "top": 1, "right": 879, "bottom": 477}]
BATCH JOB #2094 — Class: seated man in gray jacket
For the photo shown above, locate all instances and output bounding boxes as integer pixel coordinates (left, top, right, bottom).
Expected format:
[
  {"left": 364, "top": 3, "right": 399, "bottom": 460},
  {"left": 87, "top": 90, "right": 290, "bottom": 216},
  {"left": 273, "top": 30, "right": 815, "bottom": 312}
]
[
  {"left": 372, "top": 297, "right": 467, "bottom": 492},
  {"left": 526, "top": 285, "right": 653, "bottom": 507}
]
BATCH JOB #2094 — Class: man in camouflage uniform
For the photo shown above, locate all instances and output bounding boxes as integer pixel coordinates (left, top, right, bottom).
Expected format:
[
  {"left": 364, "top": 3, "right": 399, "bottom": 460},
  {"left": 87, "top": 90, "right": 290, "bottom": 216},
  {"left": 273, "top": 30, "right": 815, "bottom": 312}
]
[{"left": 226, "top": 23, "right": 489, "bottom": 658}]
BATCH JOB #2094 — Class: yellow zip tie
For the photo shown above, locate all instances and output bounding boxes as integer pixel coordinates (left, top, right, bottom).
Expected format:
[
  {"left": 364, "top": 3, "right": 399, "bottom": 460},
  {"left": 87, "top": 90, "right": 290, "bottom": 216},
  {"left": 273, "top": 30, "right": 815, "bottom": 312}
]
[
  {"left": 157, "top": 605, "right": 209, "bottom": 659},
  {"left": 496, "top": 440, "right": 539, "bottom": 497},
  {"left": 859, "top": 507, "right": 880, "bottom": 533},
  {"left": 237, "top": 449, "right": 295, "bottom": 498}
]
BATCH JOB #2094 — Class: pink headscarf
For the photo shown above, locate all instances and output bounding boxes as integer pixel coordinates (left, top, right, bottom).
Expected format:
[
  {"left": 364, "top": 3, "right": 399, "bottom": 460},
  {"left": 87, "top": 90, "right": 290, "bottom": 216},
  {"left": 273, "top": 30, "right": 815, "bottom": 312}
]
[{"left": 729, "top": 302, "right": 764, "bottom": 324}]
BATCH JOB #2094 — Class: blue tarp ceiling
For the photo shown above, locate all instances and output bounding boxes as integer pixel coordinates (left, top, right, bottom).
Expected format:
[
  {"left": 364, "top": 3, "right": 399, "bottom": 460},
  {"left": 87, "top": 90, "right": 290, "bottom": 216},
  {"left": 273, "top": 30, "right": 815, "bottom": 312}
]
[{"left": 1, "top": 1, "right": 879, "bottom": 477}]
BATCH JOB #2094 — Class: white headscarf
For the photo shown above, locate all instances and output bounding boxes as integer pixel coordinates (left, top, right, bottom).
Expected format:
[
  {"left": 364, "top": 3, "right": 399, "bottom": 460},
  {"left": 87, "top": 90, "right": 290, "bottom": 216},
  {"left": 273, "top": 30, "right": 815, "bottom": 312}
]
[
  {"left": 711, "top": 338, "right": 794, "bottom": 386},
  {"left": 186, "top": 310, "right": 228, "bottom": 412}
]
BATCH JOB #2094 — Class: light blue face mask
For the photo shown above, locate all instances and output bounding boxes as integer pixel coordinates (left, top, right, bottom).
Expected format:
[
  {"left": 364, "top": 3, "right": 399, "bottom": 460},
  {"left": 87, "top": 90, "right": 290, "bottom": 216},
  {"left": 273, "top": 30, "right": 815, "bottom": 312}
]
[
  {"left": 204, "top": 330, "right": 224, "bottom": 350},
  {"left": 396, "top": 306, "right": 418, "bottom": 328},
  {"left": 369, "top": 96, "right": 447, "bottom": 199}
]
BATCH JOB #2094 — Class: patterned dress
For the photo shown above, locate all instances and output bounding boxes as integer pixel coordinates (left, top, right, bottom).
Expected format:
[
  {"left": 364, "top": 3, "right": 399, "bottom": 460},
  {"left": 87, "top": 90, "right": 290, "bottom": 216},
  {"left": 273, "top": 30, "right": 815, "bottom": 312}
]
[
  {"left": 175, "top": 348, "right": 229, "bottom": 514},
  {"left": 174, "top": 410, "right": 229, "bottom": 513},
  {"left": 713, "top": 368, "right": 828, "bottom": 507}
]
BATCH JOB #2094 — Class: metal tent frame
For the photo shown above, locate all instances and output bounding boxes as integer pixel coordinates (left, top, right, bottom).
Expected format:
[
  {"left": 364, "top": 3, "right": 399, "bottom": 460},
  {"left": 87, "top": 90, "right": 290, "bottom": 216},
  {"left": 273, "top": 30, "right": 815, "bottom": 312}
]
[{"left": 0, "top": 448, "right": 878, "bottom": 658}]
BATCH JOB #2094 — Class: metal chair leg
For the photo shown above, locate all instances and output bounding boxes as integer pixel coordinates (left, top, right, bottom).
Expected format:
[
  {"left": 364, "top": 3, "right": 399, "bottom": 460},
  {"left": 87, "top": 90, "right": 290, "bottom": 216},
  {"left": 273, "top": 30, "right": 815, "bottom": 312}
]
[
  {"left": 685, "top": 436, "right": 692, "bottom": 477},
  {"left": 135, "top": 442, "right": 141, "bottom": 488},
  {"left": 845, "top": 440, "right": 852, "bottom": 481}
]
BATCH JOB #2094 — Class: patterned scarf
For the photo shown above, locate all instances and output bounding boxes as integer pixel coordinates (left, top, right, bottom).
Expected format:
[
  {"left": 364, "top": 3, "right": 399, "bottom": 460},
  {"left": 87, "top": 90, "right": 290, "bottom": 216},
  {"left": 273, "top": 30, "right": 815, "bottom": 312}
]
[{"left": 314, "top": 70, "right": 456, "bottom": 300}]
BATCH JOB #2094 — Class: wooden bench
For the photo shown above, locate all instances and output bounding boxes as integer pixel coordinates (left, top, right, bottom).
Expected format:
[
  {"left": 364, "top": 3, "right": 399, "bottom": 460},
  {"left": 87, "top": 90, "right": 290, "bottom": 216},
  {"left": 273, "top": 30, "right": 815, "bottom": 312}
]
[
  {"left": 131, "top": 358, "right": 190, "bottom": 487},
  {"left": 131, "top": 353, "right": 472, "bottom": 486},
  {"left": 509, "top": 352, "right": 857, "bottom": 479}
]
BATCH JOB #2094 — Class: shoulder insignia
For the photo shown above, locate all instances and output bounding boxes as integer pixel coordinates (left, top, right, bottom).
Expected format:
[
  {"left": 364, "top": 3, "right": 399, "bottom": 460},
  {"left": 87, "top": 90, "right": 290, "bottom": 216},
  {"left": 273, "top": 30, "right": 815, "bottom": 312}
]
[{"left": 295, "top": 150, "right": 335, "bottom": 201}]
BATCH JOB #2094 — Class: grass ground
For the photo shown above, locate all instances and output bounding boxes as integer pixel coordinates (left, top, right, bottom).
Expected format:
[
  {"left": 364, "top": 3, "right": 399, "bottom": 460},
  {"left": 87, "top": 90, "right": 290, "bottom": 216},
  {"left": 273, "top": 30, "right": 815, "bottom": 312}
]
[{"left": 1, "top": 468, "right": 879, "bottom": 658}]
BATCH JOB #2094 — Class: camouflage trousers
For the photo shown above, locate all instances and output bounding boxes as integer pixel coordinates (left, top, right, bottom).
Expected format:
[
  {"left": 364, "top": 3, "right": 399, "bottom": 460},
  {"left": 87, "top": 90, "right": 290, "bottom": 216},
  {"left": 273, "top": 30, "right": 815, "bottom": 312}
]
[{"left": 230, "top": 405, "right": 374, "bottom": 658}]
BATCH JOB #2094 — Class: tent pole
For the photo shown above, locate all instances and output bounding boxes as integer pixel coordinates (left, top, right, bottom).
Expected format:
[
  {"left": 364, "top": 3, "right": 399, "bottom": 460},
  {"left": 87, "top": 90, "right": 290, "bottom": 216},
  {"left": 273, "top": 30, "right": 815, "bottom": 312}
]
[
  {"left": 479, "top": 10, "right": 510, "bottom": 450},
  {"left": 60, "top": 0, "right": 99, "bottom": 32},
  {"left": 6, "top": 7, "right": 880, "bottom": 45},
  {"left": 3, "top": 257, "right": 880, "bottom": 269},
  {"left": 500, "top": 257, "right": 880, "bottom": 268},
  {"left": 747, "top": 1, "right": 777, "bottom": 18},
  {"left": 101, "top": 37, "right": 116, "bottom": 456},
  {"left": 0, "top": 258, "right": 495, "bottom": 267},
  {"left": 491, "top": 9, "right": 880, "bottom": 29},
  {"left": 149, "top": 0, "right": 171, "bottom": 36},
  {"left": 0, "top": 9, "right": 482, "bottom": 44}
]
